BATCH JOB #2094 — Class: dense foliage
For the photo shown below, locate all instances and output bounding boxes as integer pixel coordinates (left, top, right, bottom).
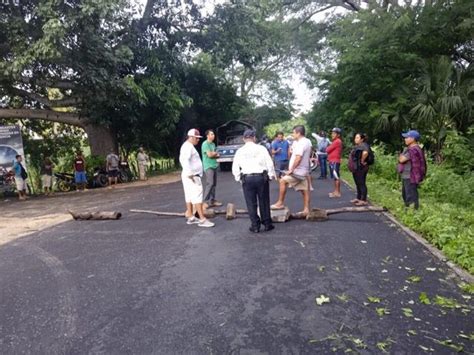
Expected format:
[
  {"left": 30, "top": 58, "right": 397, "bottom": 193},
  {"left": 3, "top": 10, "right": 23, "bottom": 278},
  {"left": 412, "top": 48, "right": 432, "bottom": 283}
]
[
  {"left": 342, "top": 146, "right": 474, "bottom": 273},
  {"left": 305, "top": 0, "right": 473, "bottom": 163}
]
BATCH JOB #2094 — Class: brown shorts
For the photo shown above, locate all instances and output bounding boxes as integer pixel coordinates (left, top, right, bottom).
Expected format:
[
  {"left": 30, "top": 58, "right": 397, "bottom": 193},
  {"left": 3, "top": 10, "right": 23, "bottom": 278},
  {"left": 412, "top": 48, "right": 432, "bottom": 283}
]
[{"left": 281, "top": 174, "right": 309, "bottom": 191}]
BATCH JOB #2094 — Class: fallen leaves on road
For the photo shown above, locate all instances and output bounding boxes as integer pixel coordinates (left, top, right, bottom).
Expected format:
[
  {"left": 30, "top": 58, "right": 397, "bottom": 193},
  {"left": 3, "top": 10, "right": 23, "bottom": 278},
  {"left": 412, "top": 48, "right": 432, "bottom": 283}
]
[{"left": 315, "top": 295, "right": 330, "bottom": 306}]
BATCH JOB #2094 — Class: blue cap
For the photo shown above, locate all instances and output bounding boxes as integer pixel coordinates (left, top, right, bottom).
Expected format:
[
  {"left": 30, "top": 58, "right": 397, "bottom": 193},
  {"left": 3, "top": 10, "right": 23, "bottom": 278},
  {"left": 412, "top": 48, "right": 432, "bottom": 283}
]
[
  {"left": 243, "top": 129, "right": 256, "bottom": 138},
  {"left": 402, "top": 130, "right": 420, "bottom": 140}
]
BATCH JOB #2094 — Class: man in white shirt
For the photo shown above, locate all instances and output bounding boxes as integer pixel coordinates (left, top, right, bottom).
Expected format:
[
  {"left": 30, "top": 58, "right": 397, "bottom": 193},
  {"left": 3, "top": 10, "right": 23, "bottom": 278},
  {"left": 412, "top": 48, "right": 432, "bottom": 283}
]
[
  {"left": 179, "top": 129, "right": 215, "bottom": 228},
  {"left": 271, "top": 125, "right": 312, "bottom": 216},
  {"left": 232, "top": 129, "right": 276, "bottom": 233},
  {"left": 137, "top": 147, "right": 149, "bottom": 181}
]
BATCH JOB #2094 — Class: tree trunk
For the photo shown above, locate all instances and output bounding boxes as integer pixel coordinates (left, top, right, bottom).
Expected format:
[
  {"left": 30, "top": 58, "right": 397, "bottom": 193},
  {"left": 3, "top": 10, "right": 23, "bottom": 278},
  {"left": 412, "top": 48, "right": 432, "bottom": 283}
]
[
  {"left": 84, "top": 124, "right": 117, "bottom": 156},
  {"left": 0, "top": 109, "right": 117, "bottom": 157}
]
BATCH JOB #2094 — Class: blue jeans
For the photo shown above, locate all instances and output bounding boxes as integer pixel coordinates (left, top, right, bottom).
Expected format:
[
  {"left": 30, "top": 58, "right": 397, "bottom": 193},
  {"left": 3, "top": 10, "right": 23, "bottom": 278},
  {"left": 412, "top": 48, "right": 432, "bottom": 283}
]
[
  {"left": 275, "top": 160, "right": 289, "bottom": 178},
  {"left": 318, "top": 155, "right": 328, "bottom": 178},
  {"left": 75, "top": 171, "right": 87, "bottom": 184}
]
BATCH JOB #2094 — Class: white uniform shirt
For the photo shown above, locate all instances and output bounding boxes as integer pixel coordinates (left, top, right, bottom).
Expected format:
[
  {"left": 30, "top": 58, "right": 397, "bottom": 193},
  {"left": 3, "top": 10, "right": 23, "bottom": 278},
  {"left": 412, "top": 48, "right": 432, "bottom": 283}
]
[
  {"left": 232, "top": 141, "right": 276, "bottom": 181},
  {"left": 179, "top": 140, "right": 203, "bottom": 177},
  {"left": 290, "top": 136, "right": 312, "bottom": 176}
]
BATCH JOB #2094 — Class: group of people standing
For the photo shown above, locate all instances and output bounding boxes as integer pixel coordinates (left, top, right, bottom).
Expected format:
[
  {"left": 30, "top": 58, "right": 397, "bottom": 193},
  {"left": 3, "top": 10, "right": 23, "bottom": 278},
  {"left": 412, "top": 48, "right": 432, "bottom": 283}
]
[
  {"left": 10, "top": 146, "right": 151, "bottom": 200},
  {"left": 178, "top": 124, "right": 426, "bottom": 232}
]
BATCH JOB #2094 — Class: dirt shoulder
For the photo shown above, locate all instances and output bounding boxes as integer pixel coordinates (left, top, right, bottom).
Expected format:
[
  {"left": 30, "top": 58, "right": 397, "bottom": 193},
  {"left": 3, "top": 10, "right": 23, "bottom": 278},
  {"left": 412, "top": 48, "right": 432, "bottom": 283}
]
[{"left": 0, "top": 172, "right": 181, "bottom": 246}]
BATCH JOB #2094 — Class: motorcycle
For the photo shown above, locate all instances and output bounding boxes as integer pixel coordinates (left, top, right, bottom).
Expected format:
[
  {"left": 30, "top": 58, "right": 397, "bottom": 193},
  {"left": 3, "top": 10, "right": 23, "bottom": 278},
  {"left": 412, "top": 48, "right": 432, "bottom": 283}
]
[
  {"left": 0, "top": 167, "right": 16, "bottom": 196},
  {"left": 54, "top": 167, "right": 108, "bottom": 192},
  {"left": 310, "top": 148, "right": 319, "bottom": 173},
  {"left": 117, "top": 161, "right": 132, "bottom": 183},
  {"left": 54, "top": 172, "right": 76, "bottom": 192}
]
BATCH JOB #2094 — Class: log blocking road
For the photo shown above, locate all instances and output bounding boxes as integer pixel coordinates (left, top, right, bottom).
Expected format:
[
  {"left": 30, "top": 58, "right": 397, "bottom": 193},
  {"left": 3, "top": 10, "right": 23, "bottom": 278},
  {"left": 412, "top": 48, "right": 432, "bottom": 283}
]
[{"left": 0, "top": 172, "right": 472, "bottom": 354}]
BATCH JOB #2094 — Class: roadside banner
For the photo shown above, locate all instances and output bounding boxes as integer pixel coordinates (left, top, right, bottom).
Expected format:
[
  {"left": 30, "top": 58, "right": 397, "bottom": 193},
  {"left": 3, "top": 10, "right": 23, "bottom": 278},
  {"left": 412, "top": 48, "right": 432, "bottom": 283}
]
[{"left": 0, "top": 125, "right": 25, "bottom": 171}]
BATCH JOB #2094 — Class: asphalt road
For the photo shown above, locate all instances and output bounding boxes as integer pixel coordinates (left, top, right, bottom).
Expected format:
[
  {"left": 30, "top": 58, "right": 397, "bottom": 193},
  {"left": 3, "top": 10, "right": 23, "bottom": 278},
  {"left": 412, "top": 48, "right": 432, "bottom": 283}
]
[{"left": 0, "top": 172, "right": 472, "bottom": 354}]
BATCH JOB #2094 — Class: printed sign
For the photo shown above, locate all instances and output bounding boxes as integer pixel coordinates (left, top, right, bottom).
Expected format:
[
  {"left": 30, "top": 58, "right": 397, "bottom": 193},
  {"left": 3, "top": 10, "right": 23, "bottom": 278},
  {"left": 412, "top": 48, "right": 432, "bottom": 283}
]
[{"left": 0, "top": 125, "right": 25, "bottom": 171}]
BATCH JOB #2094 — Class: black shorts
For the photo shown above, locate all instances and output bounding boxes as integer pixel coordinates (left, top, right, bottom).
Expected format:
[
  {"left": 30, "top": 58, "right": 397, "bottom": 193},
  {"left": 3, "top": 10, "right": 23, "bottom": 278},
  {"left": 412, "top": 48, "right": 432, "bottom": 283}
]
[
  {"left": 108, "top": 169, "right": 119, "bottom": 178},
  {"left": 329, "top": 162, "right": 341, "bottom": 180}
]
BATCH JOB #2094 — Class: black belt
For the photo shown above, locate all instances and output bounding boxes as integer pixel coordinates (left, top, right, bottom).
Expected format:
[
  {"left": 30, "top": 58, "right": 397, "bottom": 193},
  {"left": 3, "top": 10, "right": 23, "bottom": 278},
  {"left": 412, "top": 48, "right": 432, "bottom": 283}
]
[{"left": 244, "top": 173, "right": 264, "bottom": 177}]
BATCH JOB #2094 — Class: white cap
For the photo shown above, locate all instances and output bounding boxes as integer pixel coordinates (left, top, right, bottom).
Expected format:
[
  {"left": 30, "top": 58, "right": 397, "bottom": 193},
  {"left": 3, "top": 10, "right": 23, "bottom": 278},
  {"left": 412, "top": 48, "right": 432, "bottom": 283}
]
[{"left": 187, "top": 128, "right": 202, "bottom": 138}]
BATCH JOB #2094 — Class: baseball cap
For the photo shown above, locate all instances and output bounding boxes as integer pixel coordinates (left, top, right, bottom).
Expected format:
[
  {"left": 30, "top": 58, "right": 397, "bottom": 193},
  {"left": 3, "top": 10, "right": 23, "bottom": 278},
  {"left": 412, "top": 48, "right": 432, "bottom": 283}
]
[
  {"left": 187, "top": 128, "right": 202, "bottom": 138},
  {"left": 243, "top": 129, "right": 256, "bottom": 138},
  {"left": 402, "top": 130, "right": 420, "bottom": 140},
  {"left": 332, "top": 127, "right": 342, "bottom": 134}
]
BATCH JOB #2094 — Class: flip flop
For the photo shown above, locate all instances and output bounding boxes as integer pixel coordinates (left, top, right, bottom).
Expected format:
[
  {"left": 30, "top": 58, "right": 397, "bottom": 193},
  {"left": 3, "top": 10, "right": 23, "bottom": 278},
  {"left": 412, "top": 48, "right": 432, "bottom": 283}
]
[
  {"left": 271, "top": 204, "right": 285, "bottom": 210},
  {"left": 350, "top": 199, "right": 359, "bottom": 204},
  {"left": 328, "top": 193, "right": 341, "bottom": 198}
]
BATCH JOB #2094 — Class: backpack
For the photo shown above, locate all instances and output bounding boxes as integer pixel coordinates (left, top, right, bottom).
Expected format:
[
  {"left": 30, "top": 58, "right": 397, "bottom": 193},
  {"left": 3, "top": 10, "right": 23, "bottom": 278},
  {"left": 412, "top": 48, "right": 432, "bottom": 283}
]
[
  {"left": 20, "top": 164, "right": 28, "bottom": 179},
  {"left": 366, "top": 146, "right": 375, "bottom": 165}
]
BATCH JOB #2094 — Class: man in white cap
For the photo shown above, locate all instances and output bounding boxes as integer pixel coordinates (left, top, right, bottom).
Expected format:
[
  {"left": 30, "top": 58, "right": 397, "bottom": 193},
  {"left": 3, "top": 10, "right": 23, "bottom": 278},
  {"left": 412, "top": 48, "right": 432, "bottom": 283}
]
[{"left": 179, "top": 129, "right": 215, "bottom": 228}]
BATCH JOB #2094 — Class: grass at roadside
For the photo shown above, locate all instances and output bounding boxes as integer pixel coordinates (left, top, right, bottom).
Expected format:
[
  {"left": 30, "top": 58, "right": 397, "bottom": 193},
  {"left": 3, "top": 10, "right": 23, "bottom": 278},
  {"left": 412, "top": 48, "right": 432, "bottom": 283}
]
[{"left": 341, "top": 152, "right": 474, "bottom": 275}]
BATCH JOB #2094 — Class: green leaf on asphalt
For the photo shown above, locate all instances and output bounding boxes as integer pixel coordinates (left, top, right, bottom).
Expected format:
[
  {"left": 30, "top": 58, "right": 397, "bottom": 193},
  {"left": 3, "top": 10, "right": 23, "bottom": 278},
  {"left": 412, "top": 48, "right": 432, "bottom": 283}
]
[
  {"left": 318, "top": 266, "right": 326, "bottom": 272},
  {"left": 432, "top": 338, "right": 463, "bottom": 352},
  {"left": 407, "top": 329, "right": 417, "bottom": 336},
  {"left": 402, "top": 308, "right": 414, "bottom": 317},
  {"left": 458, "top": 282, "right": 474, "bottom": 294},
  {"left": 367, "top": 296, "right": 381, "bottom": 303},
  {"left": 433, "top": 295, "right": 463, "bottom": 309},
  {"left": 349, "top": 337, "right": 367, "bottom": 349},
  {"left": 376, "top": 307, "right": 390, "bottom": 316},
  {"left": 407, "top": 275, "right": 422, "bottom": 283},
  {"left": 377, "top": 338, "right": 395, "bottom": 353},
  {"left": 315, "top": 295, "right": 330, "bottom": 306},
  {"left": 457, "top": 332, "right": 474, "bottom": 341},
  {"left": 419, "top": 292, "right": 431, "bottom": 305},
  {"left": 336, "top": 294, "right": 349, "bottom": 303}
]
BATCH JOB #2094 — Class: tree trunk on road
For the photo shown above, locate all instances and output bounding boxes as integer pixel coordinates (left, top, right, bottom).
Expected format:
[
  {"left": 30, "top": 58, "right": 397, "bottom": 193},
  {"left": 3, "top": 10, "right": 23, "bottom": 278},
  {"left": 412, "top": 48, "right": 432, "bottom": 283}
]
[{"left": 0, "top": 109, "right": 117, "bottom": 156}]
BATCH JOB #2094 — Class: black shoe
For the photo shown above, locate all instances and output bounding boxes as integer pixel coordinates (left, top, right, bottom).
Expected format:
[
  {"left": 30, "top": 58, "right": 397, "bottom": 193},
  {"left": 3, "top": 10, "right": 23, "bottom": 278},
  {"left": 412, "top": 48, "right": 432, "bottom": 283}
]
[
  {"left": 249, "top": 226, "right": 260, "bottom": 233},
  {"left": 263, "top": 225, "right": 275, "bottom": 232}
]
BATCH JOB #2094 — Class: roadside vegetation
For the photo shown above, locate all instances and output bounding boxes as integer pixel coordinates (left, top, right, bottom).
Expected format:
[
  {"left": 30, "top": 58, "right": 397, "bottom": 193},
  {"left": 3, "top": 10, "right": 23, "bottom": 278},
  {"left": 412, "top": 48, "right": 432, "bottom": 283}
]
[{"left": 342, "top": 142, "right": 474, "bottom": 274}]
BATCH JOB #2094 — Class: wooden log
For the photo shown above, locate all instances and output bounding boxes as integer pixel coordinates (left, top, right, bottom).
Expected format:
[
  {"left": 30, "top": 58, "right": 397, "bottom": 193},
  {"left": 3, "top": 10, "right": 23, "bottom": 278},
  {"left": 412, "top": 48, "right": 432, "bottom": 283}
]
[
  {"left": 226, "top": 203, "right": 236, "bottom": 220},
  {"left": 69, "top": 210, "right": 122, "bottom": 220},
  {"left": 325, "top": 206, "right": 386, "bottom": 215},
  {"left": 291, "top": 206, "right": 387, "bottom": 222},
  {"left": 130, "top": 209, "right": 185, "bottom": 217}
]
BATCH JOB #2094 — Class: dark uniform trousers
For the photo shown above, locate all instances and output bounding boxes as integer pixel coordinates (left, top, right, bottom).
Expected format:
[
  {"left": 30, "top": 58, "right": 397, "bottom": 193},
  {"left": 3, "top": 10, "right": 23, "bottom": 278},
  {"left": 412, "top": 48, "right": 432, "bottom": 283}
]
[{"left": 242, "top": 174, "right": 272, "bottom": 229}]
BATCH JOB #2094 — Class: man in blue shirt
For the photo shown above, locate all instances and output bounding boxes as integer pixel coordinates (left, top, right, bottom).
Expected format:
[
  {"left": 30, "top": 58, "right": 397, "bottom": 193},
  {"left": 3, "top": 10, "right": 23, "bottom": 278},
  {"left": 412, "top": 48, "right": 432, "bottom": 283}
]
[
  {"left": 271, "top": 132, "right": 290, "bottom": 179},
  {"left": 12, "top": 154, "right": 28, "bottom": 200}
]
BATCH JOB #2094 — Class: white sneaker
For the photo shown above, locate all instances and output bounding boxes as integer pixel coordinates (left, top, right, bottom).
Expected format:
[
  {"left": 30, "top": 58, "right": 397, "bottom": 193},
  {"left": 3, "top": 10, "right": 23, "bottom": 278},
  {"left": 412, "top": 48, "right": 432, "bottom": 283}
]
[
  {"left": 198, "top": 219, "right": 215, "bottom": 228},
  {"left": 186, "top": 216, "right": 200, "bottom": 225}
]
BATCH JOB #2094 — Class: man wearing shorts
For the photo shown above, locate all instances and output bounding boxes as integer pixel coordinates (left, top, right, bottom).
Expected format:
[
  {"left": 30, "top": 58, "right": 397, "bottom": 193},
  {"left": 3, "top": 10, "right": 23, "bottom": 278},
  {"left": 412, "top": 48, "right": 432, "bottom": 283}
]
[
  {"left": 106, "top": 149, "right": 120, "bottom": 189},
  {"left": 271, "top": 125, "right": 312, "bottom": 216},
  {"left": 326, "top": 127, "right": 343, "bottom": 198},
  {"left": 74, "top": 150, "right": 87, "bottom": 191},
  {"left": 179, "top": 129, "right": 215, "bottom": 228},
  {"left": 41, "top": 157, "right": 54, "bottom": 196},
  {"left": 13, "top": 155, "right": 28, "bottom": 200}
]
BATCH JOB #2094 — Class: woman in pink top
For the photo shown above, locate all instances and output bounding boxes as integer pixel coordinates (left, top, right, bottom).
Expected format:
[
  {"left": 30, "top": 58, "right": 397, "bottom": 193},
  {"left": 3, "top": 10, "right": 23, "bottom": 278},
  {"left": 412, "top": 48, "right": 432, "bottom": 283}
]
[{"left": 326, "top": 128, "right": 343, "bottom": 198}]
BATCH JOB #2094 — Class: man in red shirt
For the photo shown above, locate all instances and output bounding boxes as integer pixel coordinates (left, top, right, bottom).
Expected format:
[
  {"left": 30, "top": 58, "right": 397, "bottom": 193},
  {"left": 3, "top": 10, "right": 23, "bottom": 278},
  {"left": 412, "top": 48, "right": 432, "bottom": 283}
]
[
  {"left": 326, "top": 128, "right": 343, "bottom": 198},
  {"left": 73, "top": 150, "right": 87, "bottom": 191}
]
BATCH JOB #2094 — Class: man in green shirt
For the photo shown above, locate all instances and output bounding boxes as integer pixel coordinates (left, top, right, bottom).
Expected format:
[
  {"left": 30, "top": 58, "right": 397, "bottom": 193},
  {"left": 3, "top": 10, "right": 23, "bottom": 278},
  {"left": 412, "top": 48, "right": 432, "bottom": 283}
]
[{"left": 202, "top": 129, "right": 223, "bottom": 208}]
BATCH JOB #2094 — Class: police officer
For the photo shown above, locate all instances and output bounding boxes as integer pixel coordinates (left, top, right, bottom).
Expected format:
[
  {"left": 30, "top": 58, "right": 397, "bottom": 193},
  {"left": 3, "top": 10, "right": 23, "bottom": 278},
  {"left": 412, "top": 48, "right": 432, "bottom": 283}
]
[{"left": 232, "top": 129, "right": 276, "bottom": 233}]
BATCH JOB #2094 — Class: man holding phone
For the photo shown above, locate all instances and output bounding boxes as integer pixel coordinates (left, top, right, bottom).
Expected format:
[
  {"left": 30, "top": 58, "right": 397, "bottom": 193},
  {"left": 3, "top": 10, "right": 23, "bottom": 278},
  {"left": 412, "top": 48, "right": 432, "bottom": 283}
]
[{"left": 271, "top": 132, "right": 290, "bottom": 179}]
